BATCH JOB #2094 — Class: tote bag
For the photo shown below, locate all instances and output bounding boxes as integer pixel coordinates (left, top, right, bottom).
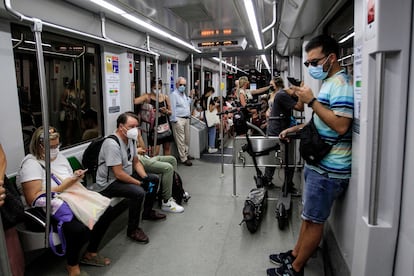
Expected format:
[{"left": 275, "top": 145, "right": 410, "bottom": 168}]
[
  {"left": 204, "top": 96, "right": 220, "bottom": 127},
  {"left": 58, "top": 183, "right": 110, "bottom": 230}
]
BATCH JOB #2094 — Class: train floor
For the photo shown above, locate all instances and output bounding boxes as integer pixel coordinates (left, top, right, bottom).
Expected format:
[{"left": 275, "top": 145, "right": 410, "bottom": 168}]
[{"left": 24, "top": 145, "right": 325, "bottom": 276}]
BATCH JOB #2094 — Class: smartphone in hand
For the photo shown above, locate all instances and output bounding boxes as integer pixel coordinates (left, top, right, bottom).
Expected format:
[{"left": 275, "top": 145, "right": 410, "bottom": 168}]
[{"left": 74, "top": 168, "right": 88, "bottom": 177}]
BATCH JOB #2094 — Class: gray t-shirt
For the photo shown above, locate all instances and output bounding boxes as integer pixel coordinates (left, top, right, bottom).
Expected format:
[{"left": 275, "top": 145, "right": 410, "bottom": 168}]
[{"left": 92, "top": 134, "right": 137, "bottom": 192}]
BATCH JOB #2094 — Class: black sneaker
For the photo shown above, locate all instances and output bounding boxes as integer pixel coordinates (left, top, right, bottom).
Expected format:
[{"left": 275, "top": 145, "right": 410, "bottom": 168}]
[
  {"left": 182, "top": 159, "right": 192, "bottom": 166},
  {"left": 266, "top": 262, "right": 304, "bottom": 276},
  {"left": 263, "top": 177, "right": 276, "bottom": 189},
  {"left": 269, "top": 250, "right": 294, "bottom": 266}
]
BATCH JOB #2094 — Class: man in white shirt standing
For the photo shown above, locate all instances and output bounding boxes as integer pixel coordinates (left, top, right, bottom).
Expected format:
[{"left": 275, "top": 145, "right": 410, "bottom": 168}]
[{"left": 169, "top": 77, "right": 194, "bottom": 166}]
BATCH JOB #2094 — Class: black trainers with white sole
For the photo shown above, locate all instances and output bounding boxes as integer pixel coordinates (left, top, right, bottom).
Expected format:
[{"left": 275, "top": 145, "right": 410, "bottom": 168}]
[{"left": 269, "top": 250, "right": 294, "bottom": 266}]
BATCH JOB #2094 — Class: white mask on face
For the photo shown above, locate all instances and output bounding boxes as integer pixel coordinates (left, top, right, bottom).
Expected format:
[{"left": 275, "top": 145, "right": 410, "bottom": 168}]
[
  {"left": 125, "top": 127, "right": 138, "bottom": 140},
  {"left": 50, "top": 148, "right": 59, "bottom": 159}
]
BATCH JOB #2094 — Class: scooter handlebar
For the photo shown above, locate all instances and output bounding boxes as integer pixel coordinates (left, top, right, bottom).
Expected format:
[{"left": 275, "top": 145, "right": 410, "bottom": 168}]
[
  {"left": 285, "top": 132, "right": 301, "bottom": 139},
  {"left": 216, "top": 103, "right": 262, "bottom": 116}
]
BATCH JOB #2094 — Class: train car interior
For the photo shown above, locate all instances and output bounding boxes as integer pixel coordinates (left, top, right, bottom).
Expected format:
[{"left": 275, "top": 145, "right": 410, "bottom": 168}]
[{"left": 0, "top": 0, "right": 413, "bottom": 275}]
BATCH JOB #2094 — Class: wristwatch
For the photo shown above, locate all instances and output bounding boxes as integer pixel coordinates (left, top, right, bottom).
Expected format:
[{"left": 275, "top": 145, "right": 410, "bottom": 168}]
[{"left": 308, "top": 97, "right": 317, "bottom": 108}]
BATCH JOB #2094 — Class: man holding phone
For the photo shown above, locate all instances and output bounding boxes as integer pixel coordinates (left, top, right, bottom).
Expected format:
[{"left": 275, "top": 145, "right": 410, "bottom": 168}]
[
  {"left": 267, "top": 34, "right": 354, "bottom": 276},
  {"left": 264, "top": 77, "right": 304, "bottom": 194},
  {"left": 92, "top": 112, "right": 165, "bottom": 244}
]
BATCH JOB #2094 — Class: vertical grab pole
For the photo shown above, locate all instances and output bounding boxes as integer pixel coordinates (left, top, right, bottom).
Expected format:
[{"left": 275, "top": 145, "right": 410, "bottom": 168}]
[
  {"left": 233, "top": 158, "right": 237, "bottom": 196},
  {"left": 271, "top": 49, "right": 274, "bottom": 76},
  {"left": 368, "top": 52, "right": 385, "bottom": 225},
  {"left": 219, "top": 49, "right": 224, "bottom": 175},
  {"left": 200, "top": 59, "right": 204, "bottom": 100},
  {"left": 153, "top": 54, "right": 160, "bottom": 151},
  {"left": 33, "top": 19, "right": 52, "bottom": 247},
  {"left": 191, "top": 54, "right": 194, "bottom": 91}
]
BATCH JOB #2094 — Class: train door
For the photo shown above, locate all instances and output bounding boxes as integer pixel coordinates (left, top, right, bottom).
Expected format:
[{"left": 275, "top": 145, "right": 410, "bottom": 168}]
[
  {"left": 351, "top": 1, "right": 412, "bottom": 275},
  {"left": 393, "top": 5, "right": 414, "bottom": 274}
]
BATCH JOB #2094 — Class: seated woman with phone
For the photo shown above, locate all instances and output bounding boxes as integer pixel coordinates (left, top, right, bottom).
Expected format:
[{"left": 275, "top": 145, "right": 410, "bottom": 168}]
[{"left": 17, "top": 126, "right": 113, "bottom": 276}]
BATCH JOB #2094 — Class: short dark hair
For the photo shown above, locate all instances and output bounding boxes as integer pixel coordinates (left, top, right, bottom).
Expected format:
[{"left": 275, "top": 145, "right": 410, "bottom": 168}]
[
  {"left": 305, "top": 34, "right": 340, "bottom": 58},
  {"left": 274, "top": 76, "right": 284, "bottom": 88},
  {"left": 204, "top": 86, "right": 215, "bottom": 95},
  {"left": 151, "top": 78, "right": 162, "bottom": 88},
  {"left": 117, "top": 111, "right": 139, "bottom": 127}
]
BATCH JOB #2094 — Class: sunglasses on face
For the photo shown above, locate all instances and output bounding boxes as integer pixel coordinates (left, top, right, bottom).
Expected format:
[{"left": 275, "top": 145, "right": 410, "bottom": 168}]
[
  {"left": 304, "top": 56, "right": 327, "bottom": 67},
  {"left": 179, "top": 84, "right": 186, "bottom": 86}
]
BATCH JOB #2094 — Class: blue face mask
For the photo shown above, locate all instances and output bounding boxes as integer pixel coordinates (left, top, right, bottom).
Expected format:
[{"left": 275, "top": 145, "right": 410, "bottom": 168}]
[
  {"left": 178, "top": 85, "right": 186, "bottom": 93},
  {"left": 308, "top": 56, "right": 331, "bottom": 80}
]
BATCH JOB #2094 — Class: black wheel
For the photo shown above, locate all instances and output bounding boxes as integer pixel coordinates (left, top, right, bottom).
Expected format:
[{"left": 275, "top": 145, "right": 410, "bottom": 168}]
[
  {"left": 246, "top": 218, "right": 259, "bottom": 233},
  {"left": 276, "top": 203, "right": 288, "bottom": 230}
]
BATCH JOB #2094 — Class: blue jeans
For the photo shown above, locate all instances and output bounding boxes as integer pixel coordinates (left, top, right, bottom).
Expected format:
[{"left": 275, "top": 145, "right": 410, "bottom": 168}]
[
  {"left": 302, "top": 167, "right": 349, "bottom": 223},
  {"left": 208, "top": 126, "right": 216, "bottom": 148}
]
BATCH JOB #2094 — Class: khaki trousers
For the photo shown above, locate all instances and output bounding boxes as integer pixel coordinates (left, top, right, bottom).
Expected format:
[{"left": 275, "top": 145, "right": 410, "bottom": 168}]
[{"left": 171, "top": 117, "right": 190, "bottom": 162}]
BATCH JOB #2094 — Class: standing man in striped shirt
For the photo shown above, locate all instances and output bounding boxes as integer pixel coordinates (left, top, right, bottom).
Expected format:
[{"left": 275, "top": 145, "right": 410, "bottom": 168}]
[{"left": 266, "top": 34, "right": 354, "bottom": 276}]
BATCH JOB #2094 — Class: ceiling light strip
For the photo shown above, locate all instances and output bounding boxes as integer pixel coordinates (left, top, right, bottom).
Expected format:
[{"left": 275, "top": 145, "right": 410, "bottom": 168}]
[
  {"left": 213, "top": 57, "right": 248, "bottom": 74},
  {"left": 261, "top": 55, "right": 271, "bottom": 73},
  {"left": 244, "top": 0, "right": 270, "bottom": 71},
  {"left": 243, "top": 0, "right": 263, "bottom": 50},
  {"left": 89, "top": 0, "right": 201, "bottom": 53},
  {"left": 339, "top": 32, "right": 355, "bottom": 44}
]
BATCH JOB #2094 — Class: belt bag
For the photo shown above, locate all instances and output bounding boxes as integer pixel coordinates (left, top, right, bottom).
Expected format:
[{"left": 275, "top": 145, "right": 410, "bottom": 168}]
[{"left": 299, "top": 115, "right": 333, "bottom": 165}]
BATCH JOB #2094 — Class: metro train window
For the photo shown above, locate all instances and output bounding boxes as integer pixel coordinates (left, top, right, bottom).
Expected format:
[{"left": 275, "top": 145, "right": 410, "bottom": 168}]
[{"left": 11, "top": 24, "right": 103, "bottom": 152}]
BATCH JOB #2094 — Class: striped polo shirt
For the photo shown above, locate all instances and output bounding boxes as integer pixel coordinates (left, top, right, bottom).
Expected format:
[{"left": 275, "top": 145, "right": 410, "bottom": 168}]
[{"left": 308, "top": 69, "right": 354, "bottom": 179}]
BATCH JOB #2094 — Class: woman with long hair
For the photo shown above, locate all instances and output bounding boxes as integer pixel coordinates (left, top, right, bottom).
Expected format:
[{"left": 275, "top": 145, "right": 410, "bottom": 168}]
[{"left": 134, "top": 79, "right": 174, "bottom": 156}]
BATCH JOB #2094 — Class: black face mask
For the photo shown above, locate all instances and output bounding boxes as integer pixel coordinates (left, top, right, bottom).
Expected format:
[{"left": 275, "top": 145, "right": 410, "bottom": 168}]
[{"left": 269, "top": 86, "right": 276, "bottom": 92}]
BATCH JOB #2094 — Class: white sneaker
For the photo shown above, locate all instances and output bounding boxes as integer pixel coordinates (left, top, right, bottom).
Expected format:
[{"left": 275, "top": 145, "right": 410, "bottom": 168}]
[
  {"left": 208, "top": 147, "right": 218, "bottom": 153},
  {"left": 161, "top": 198, "right": 184, "bottom": 213}
]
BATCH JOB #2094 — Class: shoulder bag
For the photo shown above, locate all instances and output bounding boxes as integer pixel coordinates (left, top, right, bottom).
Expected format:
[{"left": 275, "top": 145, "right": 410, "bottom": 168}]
[
  {"left": 140, "top": 103, "right": 156, "bottom": 128},
  {"left": 32, "top": 192, "right": 73, "bottom": 256},
  {"left": 299, "top": 114, "right": 332, "bottom": 165},
  {"left": 154, "top": 99, "right": 173, "bottom": 140}
]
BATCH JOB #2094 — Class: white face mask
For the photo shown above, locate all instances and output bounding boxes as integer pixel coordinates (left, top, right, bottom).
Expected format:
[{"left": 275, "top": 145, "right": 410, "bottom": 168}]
[
  {"left": 124, "top": 127, "right": 138, "bottom": 140},
  {"left": 50, "top": 148, "right": 59, "bottom": 159}
]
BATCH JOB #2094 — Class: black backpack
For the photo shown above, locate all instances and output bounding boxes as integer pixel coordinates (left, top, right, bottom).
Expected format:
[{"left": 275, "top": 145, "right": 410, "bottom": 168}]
[
  {"left": 158, "top": 171, "right": 190, "bottom": 207},
  {"left": 171, "top": 171, "right": 185, "bottom": 205},
  {"left": 82, "top": 135, "right": 119, "bottom": 181},
  {"left": 240, "top": 187, "right": 267, "bottom": 233}
]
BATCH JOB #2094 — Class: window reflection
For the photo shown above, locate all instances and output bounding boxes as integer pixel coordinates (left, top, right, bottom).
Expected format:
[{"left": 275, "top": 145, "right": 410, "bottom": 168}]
[{"left": 12, "top": 24, "right": 102, "bottom": 152}]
